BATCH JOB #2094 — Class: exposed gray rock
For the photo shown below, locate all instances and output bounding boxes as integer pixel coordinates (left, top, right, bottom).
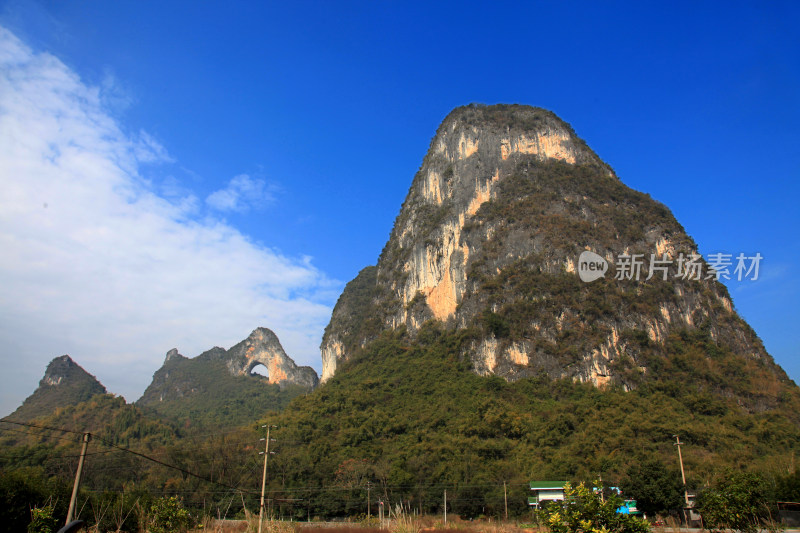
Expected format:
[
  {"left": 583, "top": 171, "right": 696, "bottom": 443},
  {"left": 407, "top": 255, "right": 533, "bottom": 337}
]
[
  {"left": 164, "top": 348, "right": 185, "bottom": 365},
  {"left": 226, "top": 327, "right": 319, "bottom": 389},
  {"left": 320, "top": 104, "right": 778, "bottom": 395}
]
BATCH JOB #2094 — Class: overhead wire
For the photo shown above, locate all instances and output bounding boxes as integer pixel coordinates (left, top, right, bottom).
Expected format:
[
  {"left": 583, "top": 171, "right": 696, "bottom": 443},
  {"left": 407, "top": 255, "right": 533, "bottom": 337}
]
[
  {"left": 0, "top": 449, "right": 119, "bottom": 461},
  {"left": 0, "top": 422, "right": 87, "bottom": 443},
  {"left": 93, "top": 436, "right": 259, "bottom": 496},
  {"left": 1, "top": 418, "right": 532, "bottom": 508},
  {"left": 0, "top": 418, "right": 85, "bottom": 435},
  {"left": 0, "top": 419, "right": 257, "bottom": 496},
  {"left": 1, "top": 417, "right": 263, "bottom": 463}
]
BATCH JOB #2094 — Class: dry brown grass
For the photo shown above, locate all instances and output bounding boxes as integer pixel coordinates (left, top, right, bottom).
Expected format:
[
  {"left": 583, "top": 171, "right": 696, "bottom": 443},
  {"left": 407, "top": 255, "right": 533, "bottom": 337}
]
[
  {"left": 421, "top": 521, "right": 543, "bottom": 533},
  {"left": 297, "top": 529, "right": 385, "bottom": 533},
  {"left": 190, "top": 510, "right": 299, "bottom": 533},
  {"left": 192, "top": 517, "right": 541, "bottom": 533},
  {"left": 191, "top": 515, "right": 248, "bottom": 533}
]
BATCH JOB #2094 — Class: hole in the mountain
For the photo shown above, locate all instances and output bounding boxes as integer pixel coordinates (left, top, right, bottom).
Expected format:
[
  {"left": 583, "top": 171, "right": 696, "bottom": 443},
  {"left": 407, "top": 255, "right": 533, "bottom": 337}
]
[{"left": 250, "top": 363, "right": 269, "bottom": 379}]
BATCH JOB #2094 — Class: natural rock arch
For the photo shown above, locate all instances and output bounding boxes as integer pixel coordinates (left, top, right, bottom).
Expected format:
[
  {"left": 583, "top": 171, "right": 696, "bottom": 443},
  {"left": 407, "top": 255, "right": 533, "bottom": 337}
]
[
  {"left": 249, "top": 362, "right": 269, "bottom": 377},
  {"left": 226, "top": 328, "right": 318, "bottom": 389}
]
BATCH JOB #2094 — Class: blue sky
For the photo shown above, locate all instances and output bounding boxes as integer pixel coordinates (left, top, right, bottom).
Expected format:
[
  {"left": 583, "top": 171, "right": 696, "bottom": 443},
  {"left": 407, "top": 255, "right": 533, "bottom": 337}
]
[{"left": 0, "top": 1, "right": 798, "bottom": 415}]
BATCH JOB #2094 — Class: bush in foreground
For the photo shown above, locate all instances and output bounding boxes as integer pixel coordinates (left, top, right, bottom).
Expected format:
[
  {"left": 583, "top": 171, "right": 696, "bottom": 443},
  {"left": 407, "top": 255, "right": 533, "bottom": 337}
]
[{"left": 538, "top": 481, "right": 650, "bottom": 533}]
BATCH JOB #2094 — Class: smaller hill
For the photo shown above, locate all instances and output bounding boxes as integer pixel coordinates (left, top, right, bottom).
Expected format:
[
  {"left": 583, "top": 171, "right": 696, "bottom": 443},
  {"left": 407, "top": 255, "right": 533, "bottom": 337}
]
[
  {"left": 137, "top": 328, "right": 317, "bottom": 429},
  {"left": 7, "top": 355, "right": 106, "bottom": 422}
]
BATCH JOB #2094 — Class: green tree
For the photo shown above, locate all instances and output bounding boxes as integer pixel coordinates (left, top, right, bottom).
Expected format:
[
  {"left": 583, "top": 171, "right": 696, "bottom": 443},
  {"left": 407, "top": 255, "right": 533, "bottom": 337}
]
[
  {"left": 0, "top": 469, "right": 69, "bottom": 533},
  {"left": 775, "top": 471, "right": 800, "bottom": 502},
  {"left": 454, "top": 484, "right": 486, "bottom": 520},
  {"left": 539, "top": 481, "right": 650, "bottom": 533},
  {"left": 695, "top": 470, "right": 780, "bottom": 533},
  {"left": 148, "top": 496, "right": 192, "bottom": 533},
  {"left": 28, "top": 505, "right": 58, "bottom": 533},
  {"left": 620, "top": 459, "right": 684, "bottom": 517}
]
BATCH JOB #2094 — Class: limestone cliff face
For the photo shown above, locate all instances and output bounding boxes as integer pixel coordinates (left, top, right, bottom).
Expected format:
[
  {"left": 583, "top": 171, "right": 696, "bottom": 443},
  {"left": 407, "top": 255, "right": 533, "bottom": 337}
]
[
  {"left": 225, "top": 328, "right": 319, "bottom": 388},
  {"left": 377, "top": 105, "right": 610, "bottom": 326},
  {"left": 321, "top": 104, "right": 783, "bottom": 398}
]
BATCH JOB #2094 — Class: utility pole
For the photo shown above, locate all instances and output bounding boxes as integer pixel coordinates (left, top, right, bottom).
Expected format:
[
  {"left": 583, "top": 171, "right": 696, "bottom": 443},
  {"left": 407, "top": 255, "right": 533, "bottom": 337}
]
[
  {"left": 258, "top": 425, "right": 276, "bottom": 533},
  {"left": 444, "top": 490, "right": 447, "bottom": 525},
  {"left": 66, "top": 432, "right": 91, "bottom": 525},
  {"left": 367, "top": 481, "right": 371, "bottom": 520},
  {"left": 599, "top": 474, "right": 605, "bottom": 502},
  {"left": 673, "top": 434, "right": 690, "bottom": 506},
  {"left": 504, "top": 481, "right": 508, "bottom": 521}
]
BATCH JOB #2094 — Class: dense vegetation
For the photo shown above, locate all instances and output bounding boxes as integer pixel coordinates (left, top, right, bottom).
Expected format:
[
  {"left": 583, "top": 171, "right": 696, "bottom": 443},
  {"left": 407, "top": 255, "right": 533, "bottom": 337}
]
[
  {"left": 2, "top": 322, "right": 800, "bottom": 528},
  {"left": 137, "top": 355, "right": 309, "bottom": 430},
  {"left": 455, "top": 156, "right": 774, "bottom": 389},
  {"left": 321, "top": 265, "right": 398, "bottom": 360},
  {"left": 258, "top": 323, "right": 800, "bottom": 520},
  {"left": 538, "top": 481, "right": 650, "bottom": 533}
]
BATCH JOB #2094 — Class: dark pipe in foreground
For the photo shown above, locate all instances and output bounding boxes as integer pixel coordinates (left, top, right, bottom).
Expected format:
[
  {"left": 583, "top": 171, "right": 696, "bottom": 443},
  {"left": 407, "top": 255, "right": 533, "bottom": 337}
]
[{"left": 56, "top": 520, "right": 84, "bottom": 533}]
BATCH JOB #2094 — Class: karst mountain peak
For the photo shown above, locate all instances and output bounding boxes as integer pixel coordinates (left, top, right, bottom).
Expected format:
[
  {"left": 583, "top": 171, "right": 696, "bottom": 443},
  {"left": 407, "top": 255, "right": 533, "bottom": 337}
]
[
  {"left": 9, "top": 354, "right": 107, "bottom": 422},
  {"left": 321, "top": 103, "right": 783, "bottom": 412}
]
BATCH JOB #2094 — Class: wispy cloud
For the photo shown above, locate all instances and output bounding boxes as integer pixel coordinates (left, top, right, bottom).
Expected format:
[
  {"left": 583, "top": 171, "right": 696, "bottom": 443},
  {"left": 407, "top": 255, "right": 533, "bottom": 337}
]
[
  {"left": 0, "top": 26, "right": 337, "bottom": 414},
  {"left": 133, "top": 129, "right": 173, "bottom": 164},
  {"left": 99, "top": 69, "right": 135, "bottom": 114},
  {"left": 206, "top": 174, "right": 277, "bottom": 212}
]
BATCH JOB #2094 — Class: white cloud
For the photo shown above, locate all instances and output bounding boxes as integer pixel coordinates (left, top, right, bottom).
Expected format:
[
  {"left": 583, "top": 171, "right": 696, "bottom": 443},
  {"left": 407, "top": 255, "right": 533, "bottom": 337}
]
[
  {"left": 0, "top": 26, "right": 338, "bottom": 415},
  {"left": 206, "top": 174, "right": 276, "bottom": 212},
  {"left": 133, "top": 129, "right": 173, "bottom": 164},
  {"left": 99, "top": 69, "right": 135, "bottom": 114}
]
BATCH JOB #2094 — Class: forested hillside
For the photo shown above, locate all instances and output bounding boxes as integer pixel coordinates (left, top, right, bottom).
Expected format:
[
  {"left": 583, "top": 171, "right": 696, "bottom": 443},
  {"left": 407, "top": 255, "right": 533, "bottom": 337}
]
[{"left": 261, "top": 322, "right": 800, "bottom": 518}]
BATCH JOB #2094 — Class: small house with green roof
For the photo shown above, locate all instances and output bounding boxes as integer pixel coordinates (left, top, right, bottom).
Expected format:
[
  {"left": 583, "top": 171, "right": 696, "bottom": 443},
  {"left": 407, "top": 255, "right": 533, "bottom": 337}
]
[{"left": 529, "top": 481, "right": 568, "bottom": 507}]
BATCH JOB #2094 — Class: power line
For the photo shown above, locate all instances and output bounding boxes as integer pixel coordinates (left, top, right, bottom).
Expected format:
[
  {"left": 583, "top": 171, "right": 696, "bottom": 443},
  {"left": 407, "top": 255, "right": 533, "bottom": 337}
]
[
  {"left": 1, "top": 418, "right": 281, "bottom": 462},
  {"left": 93, "top": 436, "right": 259, "bottom": 496},
  {"left": 0, "top": 449, "right": 119, "bottom": 461},
  {"left": 0, "top": 423, "right": 87, "bottom": 443},
  {"left": 0, "top": 419, "right": 534, "bottom": 507},
  {"left": 0, "top": 418, "right": 252, "bottom": 462},
  {"left": 1, "top": 419, "right": 257, "bottom": 496},
  {"left": 0, "top": 418, "right": 86, "bottom": 436}
]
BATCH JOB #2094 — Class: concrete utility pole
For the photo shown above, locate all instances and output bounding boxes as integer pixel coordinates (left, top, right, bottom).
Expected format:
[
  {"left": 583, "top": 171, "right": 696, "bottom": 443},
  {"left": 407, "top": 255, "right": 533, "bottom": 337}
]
[
  {"left": 504, "top": 481, "right": 508, "bottom": 521},
  {"left": 673, "top": 435, "right": 690, "bottom": 506},
  {"left": 443, "top": 490, "right": 447, "bottom": 525},
  {"left": 598, "top": 474, "right": 605, "bottom": 502},
  {"left": 66, "top": 432, "right": 91, "bottom": 525},
  {"left": 258, "top": 425, "right": 276, "bottom": 533}
]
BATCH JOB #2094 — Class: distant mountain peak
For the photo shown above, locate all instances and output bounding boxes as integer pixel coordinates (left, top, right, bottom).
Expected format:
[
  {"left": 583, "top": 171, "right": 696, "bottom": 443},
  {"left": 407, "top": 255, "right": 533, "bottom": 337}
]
[
  {"left": 9, "top": 355, "right": 106, "bottom": 421},
  {"left": 40, "top": 354, "right": 105, "bottom": 389},
  {"left": 137, "top": 327, "right": 317, "bottom": 426},
  {"left": 154, "top": 327, "right": 317, "bottom": 388},
  {"left": 225, "top": 327, "right": 318, "bottom": 387},
  {"left": 41, "top": 354, "right": 79, "bottom": 386},
  {"left": 164, "top": 348, "right": 185, "bottom": 365},
  {"left": 434, "top": 104, "right": 614, "bottom": 175}
]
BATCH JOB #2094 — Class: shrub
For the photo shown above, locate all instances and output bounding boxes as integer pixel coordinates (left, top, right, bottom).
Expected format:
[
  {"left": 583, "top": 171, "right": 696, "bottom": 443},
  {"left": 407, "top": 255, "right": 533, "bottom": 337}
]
[
  {"left": 148, "top": 495, "right": 192, "bottom": 533},
  {"left": 28, "top": 505, "right": 58, "bottom": 533},
  {"left": 695, "top": 471, "right": 780, "bottom": 533},
  {"left": 538, "top": 481, "right": 650, "bottom": 533}
]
